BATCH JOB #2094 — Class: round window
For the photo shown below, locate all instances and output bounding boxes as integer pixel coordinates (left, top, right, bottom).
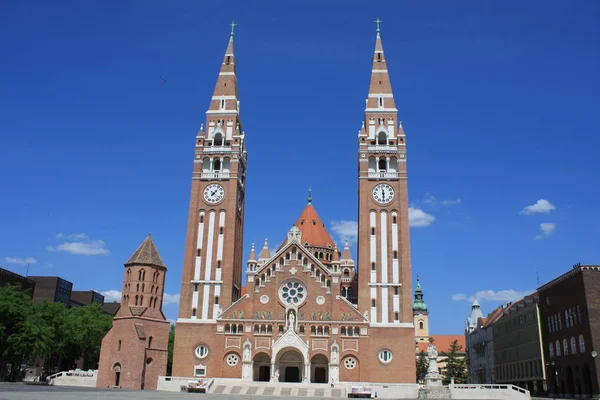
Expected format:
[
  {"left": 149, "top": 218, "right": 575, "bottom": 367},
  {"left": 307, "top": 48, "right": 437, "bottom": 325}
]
[
  {"left": 279, "top": 280, "right": 306, "bottom": 305},
  {"left": 378, "top": 349, "right": 393, "bottom": 363},
  {"left": 344, "top": 357, "right": 357, "bottom": 370},
  {"left": 195, "top": 345, "right": 209, "bottom": 359},
  {"left": 226, "top": 353, "right": 239, "bottom": 366}
]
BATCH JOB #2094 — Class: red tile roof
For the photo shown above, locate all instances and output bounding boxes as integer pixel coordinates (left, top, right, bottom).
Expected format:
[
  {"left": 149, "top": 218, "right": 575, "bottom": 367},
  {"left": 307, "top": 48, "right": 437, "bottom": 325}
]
[
  {"left": 294, "top": 204, "right": 335, "bottom": 248},
  {"left": 417, "top": 334, "right": 466, "bottom": 354}
]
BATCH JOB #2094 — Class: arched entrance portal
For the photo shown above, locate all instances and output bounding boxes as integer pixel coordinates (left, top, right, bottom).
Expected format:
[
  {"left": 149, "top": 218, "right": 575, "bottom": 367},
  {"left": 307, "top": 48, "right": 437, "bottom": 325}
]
[
  {"left": 311, "top": 354, "right": 329, "bottom": 383},
  {"left": 277, "top": 349, "right": 304, "bottom": 383},
  {"left": 253, "top": 353, "right": 271, "bottom": 382}
]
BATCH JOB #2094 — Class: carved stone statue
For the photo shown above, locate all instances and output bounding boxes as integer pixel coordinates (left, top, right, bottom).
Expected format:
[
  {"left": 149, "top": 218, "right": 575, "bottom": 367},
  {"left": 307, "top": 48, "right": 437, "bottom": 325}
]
[
  {"left": 243, "top": 339, "right": 251, "bottom": 362},
  {"left": 331, "top": 347, "right": 339, "bottom": 364},
  {"left": 424, "top": 338, "right": 442, "bottom": 386},
  {"left": 288, "top": 310, "right": 296, "bottom": 331}
]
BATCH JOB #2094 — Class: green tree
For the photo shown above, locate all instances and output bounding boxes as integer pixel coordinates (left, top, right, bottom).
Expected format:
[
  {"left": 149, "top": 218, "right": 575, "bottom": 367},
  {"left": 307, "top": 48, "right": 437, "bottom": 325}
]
[
  {"left": 63, "top": 303, "right": 112, "bottom": 369},
  {"left": 0, "top": 284, "right": 34, "bottom": 380},
  {"left": 439, "top": 340, "right": 467, "bottom": 384},
  {"left": 416, "top": 350, "right": 429, "bottom": 383},
  {"left": 167, "top": 324, "right": 175, "bottom": 376}
]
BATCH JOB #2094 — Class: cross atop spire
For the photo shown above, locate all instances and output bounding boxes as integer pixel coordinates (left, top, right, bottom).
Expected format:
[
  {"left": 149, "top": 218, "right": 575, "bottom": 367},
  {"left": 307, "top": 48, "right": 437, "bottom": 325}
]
[
  {"left": 229, "top": 21, "right": 238, "bottom": 38},
  {"left": 373, "top": 17, "right": 383, "bottom": 34},
  {"left": 307, "top": 188, "right": 312, "bottom": 204}
]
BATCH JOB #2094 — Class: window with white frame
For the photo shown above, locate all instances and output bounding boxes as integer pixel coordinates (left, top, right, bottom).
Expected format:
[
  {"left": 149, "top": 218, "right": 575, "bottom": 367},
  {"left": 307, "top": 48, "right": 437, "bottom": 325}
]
[
  {"left": 378, "top": 349, "right": 393, "bottom": 363},
  {"left": 195, "top": 345, "right": 209, "bottom": 359}
]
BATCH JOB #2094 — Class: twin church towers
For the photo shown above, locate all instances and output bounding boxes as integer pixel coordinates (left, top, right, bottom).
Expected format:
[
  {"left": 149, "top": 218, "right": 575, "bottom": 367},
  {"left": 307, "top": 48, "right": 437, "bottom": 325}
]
[{"left": 172, "top": 21, "right": 416, "bottom": 384}]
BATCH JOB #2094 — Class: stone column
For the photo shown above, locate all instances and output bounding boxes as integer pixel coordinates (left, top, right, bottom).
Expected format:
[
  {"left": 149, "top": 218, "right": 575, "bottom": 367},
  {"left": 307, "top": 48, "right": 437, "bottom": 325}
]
[
  {"left": 270, "top": 361, "right": 277, "bottom": 383},
  {"left": 304, "top": 362, "right": 310, "bottom": 383}
]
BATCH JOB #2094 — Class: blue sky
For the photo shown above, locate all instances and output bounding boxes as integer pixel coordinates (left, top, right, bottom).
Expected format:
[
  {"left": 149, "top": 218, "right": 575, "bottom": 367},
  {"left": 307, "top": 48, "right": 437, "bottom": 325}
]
[{"left": 1, "top": 1, "right": 599, "bottom": 333}]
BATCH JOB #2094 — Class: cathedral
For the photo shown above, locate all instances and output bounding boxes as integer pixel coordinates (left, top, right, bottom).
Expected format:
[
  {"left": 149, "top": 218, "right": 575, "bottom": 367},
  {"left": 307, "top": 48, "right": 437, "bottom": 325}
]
[{"left": 171, "top": 21, "right": 416, "bottom": 388}]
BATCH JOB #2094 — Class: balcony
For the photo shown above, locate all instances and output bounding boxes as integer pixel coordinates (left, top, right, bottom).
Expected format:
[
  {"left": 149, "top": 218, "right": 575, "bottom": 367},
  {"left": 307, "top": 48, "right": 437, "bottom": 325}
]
[
  {"left": 368, "top": 145, "right": 397, "bottom": 153},
  {"left": 200, "top": 172, "right": 231, "bottom": 180},
  {"left": 368, "top": 171, "right": 399, "bottom": 179},
  {"left": 341, "top": 277, "right": 353, "bottom": 283},
  {"left": 201, "top": 146, "right": 234, "bottom": 154}
]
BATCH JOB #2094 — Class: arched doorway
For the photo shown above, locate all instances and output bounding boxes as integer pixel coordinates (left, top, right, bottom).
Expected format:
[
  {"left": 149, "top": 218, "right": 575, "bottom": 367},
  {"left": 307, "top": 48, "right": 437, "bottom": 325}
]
[
  {"left": 277, "top": 349, "right": 304, "bottom": 383},
  {"left": 112, "top": 363, "right": 121, "bottom": 387},
  {"left": 311, "top": 354, "right": 328, "bottom": 383},
  {"left": 253, "top": 353, "right": 271, "bottom": 382},
  {"left": 567, "top": 365, "right": 575, "bottom": 395}
]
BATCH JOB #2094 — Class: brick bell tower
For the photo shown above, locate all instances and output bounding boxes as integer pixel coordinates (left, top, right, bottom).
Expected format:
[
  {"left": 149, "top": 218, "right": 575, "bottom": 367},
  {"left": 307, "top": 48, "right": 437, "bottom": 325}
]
[
  {"left": 173, "top": 24, "right": 247, "bottom": 375},
  {"left": 357, "top": 20, "right": 414, "bottom": 337},
  {"left": 97, "top": 235, "right": 169, "bottom": 390}
]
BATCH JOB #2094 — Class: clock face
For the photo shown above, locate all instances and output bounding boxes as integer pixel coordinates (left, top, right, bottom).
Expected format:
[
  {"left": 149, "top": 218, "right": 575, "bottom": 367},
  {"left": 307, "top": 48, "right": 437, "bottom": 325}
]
[
  {"left": 203, "top": 183, "right": 225, "bottom": 204},
  {"left": 372, "top": 183, "right": 395, "bottom": 205}
]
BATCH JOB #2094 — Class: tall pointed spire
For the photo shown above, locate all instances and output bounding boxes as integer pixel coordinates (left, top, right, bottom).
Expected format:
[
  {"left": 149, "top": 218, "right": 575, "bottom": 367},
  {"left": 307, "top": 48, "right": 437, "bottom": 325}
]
[
  {"left": 208, "top": 24, "right": 240, "bottom": 115},
  {"left": 412, "top": 276, "right": 427, "bottom": 312},
  {"left": 365, "top": 21, "right": 397, "bottom": 113},
  {"left": 125, "top": 235, "right": 166, "bottom": 269}
]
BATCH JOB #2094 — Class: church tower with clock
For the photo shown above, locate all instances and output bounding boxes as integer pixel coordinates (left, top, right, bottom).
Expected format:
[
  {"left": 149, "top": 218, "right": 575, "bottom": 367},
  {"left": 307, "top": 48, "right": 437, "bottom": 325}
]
[
  {"left": 174, "top": 24, "right": 247, "bottom": 341},
  {"left": 356, "top": 20, "right": 415, "bottom": 378}
]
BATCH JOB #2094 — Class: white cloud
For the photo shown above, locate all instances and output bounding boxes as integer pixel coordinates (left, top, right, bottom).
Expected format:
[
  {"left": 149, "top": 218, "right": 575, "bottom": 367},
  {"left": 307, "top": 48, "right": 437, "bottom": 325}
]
[
  {"left": 442, "top": 199, "right": 462, "bottom": 206},
  {"left": 330, "top": 220, "right": 358, "bottom": 246},
  {"left": 269, "top": 248, "right": 279, "bottom": 257},
  {"left": 101, "top": 290, "right": 122, "bottom": 302},
  {"left": 521, "top": 199, "right": 556, "bottom": 215},
  {"left": 452, "top": 289, "right": 535, "bottom": 303},
  {"left": 163, "top": 293, "right": 180, "bottom": 305},
  {"left": 56, "top": 232, "right": 88, "bottom": 240},
  {"left": 4, "top": 257, "right": 38, "bottom": 265},
  {"left": 48, "top": 234, "right": 110, "bottom": 256},
  {"left": 535, "top": 223, "right": 556, "bottom": 240},
  {"left": 409, "top": 207, "right": 435, "bottom": 227},
  {"left": 424, "top": 193, "right": 461, "bottom": 206}
]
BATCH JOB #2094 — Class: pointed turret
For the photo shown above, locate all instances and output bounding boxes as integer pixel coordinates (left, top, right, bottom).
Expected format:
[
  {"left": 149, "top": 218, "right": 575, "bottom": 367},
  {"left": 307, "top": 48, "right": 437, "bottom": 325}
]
[
  {"left": 412, "top": 276, "right": 428, "bottom": 313},
  {"left": 332, "top": 244, "right": 340, "bottom": 262},
  {"left": 248, "top": 243, "right": 257, "bottom": 262},
  {"left": 125, "top": 234, "right": 166, "bottom": 269},
  {"left": 340, "top": 240, "right": 353, "bottom": 262},
  {"left": 258, "top": 238, "right": 271, "bottom": 261}
]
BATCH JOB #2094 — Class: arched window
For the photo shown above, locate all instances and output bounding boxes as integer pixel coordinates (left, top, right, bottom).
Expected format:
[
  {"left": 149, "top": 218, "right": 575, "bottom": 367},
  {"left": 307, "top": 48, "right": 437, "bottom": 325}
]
[
  {"left": 392, "top": 215, "right": 397, "bottom": 224},
  {"left": 136, "top": 283, "right": 140, "bottom": 292},
  {"left": 213, "top": 132, "right": 223, "bottom": 146},
  {"left": 394, "top": 287, "right": 399, "bottom": 295},
  {"left": 149, "top": 296, "right": 153, "bottom": 307},
  {"left": 192, "top": 308, "right": 196, "bottom": 317},
  {"left": 555, "top": 340, "right": 561, "bottom": 356},
  {"left": 135, "top": 295, "right": 139, "bottom": 306},
  {"left": 348, "top": 327, "right": 354, "bottom": 336},
  {"left": 127, "top": 269, "right": 131, "bottom": 280},
  {"left": 325, "top": 326, "right": 329, "bottom": 335},
  {"left": 148, "top": 336, "right": 153, "bottom": 348},
  {"left": 141, "top": 283, "right": 144, "bottom": 292},
  {"left": 341, "top": 327, "right": 346, "bottom": 336},
  {"left": 378, "top": 158, "right": 387, "bottom": 171},
  {"left": 368, "top": 157, "right": 376, "bottom": 173},
  {"left": 344, "top": 269, "right": 349, "bottom": 277},
  {"left": 371, "top": 298, "right": 376, "bottom": 307},
  {"left": 138, "top": 270, "right": 142, "bottom": 280},
  {"left": 393, "top": 251, "right": 398, "bottom": 259},
  {"left": 153, "top": 297, "right": 158, "bottom": 308},
  {"left": 571, "top": 337, "right": 577, "bottom": 354},
  {"left": 140, "top": 295, "right": 143, "bottom": 305},
  {"left": 342, "top": 287, "right": 347, "bottom": 297},
  {"left": 395, "top": 312, "right": 399, "bottom": 321},
  {"left": 347, "top": 287, "right": 353, "bottom": 298},
  {"left": 317, "top": 326, "right": 323, "bottom": 336},
  {"left": 549, "top": 342, "right": 555, "bottom": 358},
  {"left": 579, "top": 334, "right": 586, "bottom": 352},
  {"left": 419, "top": 321, "right": 424, "bottom": 329},
  {"left": 254, "top": 324, "right": 259, "bottom": 333},
  {"left": 377, "top": 131, "right": 387, "bottom": 145},
  {"left": 118, "top": 340, "right": 122, "bottom": 351},
  {"left": 213, "top": 158, "right": 221, "bottom": 171},
  {"left": 563, "top": 338, "right": 569, "bottom": 355},
  {"left": 215, "top": 296, "right": 219, "bottom": 305},
  {"left": 371, "top": 262, "right": 376, "bottom": 271},
  {"left": 299, "top": 325, "right": 305, "bottom": 334}
]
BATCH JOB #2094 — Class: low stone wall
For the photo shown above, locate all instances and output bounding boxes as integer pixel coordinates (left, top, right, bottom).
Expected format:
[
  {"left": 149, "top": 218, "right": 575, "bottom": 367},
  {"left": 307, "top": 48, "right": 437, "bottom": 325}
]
[
  {"left": 344, "top": 382, "right": 420, "bottom": 399},
  {"left": 157, "top": 376, "right": 213, "bottom": 392},
  {"left": 46, "top": 369, "right": 97, "bottom": 387},
  {"left": 449, "top": 383, "right": 530, "bottom": 399}
]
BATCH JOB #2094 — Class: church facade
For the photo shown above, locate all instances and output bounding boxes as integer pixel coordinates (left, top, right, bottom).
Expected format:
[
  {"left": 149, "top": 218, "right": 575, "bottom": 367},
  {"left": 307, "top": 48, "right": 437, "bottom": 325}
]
[{"left": 172, "top": 24, "right": 416, "bottom": 386}]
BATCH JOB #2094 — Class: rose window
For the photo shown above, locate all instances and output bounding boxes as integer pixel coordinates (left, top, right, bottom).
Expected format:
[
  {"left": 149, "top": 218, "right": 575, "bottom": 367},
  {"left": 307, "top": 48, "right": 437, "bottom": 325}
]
[
  {"left": 280, "top": 281, "right": 306, "bottom": 305},
  {"left": 226, "top": 354, "right": 239, "bottom": 366},
  {"left": 344, "top": 357, "right": 357, "bottom": 370}
]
